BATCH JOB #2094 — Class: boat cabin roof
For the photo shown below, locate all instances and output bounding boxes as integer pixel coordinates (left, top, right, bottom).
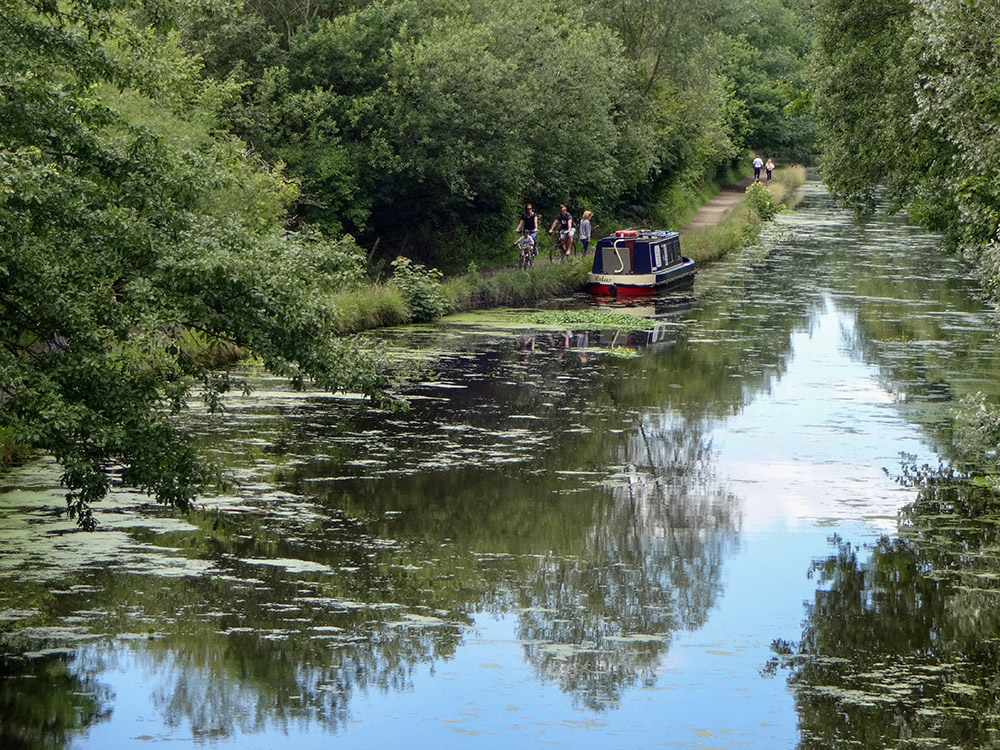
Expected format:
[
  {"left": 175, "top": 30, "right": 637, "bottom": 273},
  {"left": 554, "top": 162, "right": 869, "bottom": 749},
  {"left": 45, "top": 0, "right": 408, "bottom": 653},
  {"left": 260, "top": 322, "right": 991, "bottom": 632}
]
[{"left": 591, "top": 230, "right": 682, "bottom": 276}]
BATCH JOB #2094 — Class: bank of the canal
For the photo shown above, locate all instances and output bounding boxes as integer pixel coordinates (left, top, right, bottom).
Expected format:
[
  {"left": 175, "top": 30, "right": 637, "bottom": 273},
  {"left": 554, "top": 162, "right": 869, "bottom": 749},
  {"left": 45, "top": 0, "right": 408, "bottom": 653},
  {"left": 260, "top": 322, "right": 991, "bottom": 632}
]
[
  {"left": 4, "top": 177, "right": 998, "bottom": 749},
  {"left": 330, "top": 168, "right": 804, "bottom": 335}
]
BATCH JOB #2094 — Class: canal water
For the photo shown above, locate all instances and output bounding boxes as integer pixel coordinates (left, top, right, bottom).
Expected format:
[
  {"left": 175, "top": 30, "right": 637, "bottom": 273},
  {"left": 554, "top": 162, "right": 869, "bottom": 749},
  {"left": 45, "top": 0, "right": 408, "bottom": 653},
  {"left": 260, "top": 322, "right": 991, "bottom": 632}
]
[{"left": 3, "top": 181, "right": 1000, "bottom": 749}]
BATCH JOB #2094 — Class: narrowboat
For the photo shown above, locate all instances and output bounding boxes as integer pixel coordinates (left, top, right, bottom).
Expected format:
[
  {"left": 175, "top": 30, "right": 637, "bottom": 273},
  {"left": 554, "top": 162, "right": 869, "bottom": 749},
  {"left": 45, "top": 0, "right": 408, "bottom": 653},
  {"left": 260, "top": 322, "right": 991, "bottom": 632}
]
[{"left": 585, "top": 229, "right": 695, "bottom": 295}]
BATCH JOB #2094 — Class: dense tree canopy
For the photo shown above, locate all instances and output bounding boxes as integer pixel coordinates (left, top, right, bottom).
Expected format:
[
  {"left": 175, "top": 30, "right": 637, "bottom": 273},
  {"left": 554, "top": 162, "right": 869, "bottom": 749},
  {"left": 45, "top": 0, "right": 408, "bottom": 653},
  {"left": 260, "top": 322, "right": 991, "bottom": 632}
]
[{"left": 182, "top": 0, "right": 814, "bottom": 266}]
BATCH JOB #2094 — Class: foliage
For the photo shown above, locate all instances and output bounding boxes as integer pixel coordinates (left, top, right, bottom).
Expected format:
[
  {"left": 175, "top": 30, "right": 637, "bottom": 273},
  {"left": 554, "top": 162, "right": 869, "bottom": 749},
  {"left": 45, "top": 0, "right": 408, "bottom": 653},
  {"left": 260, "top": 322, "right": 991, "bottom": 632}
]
[
  {"left": 811, "top": 0, "right": 927, "bottom": 213},
  {"left": 743, "top": 181, "right": 781, "bottom": 220},
  {"left": 953, "top": 393, "right": 1000, "bottom": 475},
  {"left": 390, "top": 257, "right": 448, "bottom": 323},
  {"left": 193, "top": 0, "right": 815, "bottom": 266},
  {"left": 0, "top": 0, "right": 388, "bottom": 528},
  {"left": 910, "top": 0, "right": 1000, "bottom": 296},
  {"left": 0, "top": 427, "right": 30, "bottom": 470}
]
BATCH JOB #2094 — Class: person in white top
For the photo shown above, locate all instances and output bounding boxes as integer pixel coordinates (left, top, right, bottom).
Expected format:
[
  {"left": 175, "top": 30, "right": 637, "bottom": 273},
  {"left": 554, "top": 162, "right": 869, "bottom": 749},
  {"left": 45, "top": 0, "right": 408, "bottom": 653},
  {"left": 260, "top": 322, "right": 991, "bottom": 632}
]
[{"left": 752, "top": 156, "right": 764, "bottom": 181}]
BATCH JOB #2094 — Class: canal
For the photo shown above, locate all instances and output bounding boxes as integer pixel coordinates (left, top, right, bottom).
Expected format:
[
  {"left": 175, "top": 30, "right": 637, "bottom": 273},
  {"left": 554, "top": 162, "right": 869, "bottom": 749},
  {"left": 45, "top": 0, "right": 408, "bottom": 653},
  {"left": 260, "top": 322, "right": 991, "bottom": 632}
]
[{"left": 3, "top": 180, "right": 1000, "bottom": 749}]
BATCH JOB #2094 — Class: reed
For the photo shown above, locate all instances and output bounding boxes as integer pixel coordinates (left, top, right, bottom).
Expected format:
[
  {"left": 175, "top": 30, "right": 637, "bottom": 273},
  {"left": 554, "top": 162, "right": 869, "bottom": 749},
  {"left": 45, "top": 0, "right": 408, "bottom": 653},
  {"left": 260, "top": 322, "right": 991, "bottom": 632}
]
[{"left": 330, "top": 285, "right": 410, "bottom": 334}]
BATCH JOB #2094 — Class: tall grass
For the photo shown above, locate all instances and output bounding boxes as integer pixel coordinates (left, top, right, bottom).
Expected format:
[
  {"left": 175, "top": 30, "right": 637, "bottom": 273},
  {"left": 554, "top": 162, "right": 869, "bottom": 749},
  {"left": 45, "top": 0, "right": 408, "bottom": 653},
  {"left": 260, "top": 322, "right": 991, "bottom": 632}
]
[
  {"left": 331, "top": 285, "right": 410, "bottom": 334},
  {"left": 770, "top": 165, "right": 807, "bottom": 209},
  {"left": 442, "top": 256, "right": 591, "bottom": 312}
]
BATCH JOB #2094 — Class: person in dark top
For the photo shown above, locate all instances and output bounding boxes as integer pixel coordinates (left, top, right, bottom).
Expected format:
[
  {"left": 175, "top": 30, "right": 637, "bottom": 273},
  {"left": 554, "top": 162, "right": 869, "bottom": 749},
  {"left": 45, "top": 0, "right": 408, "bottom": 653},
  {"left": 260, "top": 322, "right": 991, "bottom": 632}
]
[
  {"left": 515, "top": 203, "right": 539, "bottom": 254},
  {"left": 548, "top": 204, "right": 574, "bottom": 257}
]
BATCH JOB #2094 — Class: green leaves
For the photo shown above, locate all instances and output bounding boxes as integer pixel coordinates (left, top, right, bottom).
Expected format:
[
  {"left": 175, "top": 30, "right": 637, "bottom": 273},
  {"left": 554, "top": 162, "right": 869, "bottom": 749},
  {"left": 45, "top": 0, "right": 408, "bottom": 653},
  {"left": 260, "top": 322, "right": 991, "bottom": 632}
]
[
  {"left": 743, "top": 181, "right": 780, "bottom": 221},
  {"left": 390, "top": 256, "right": 447, "bottom": 323},
  {"left": 812, "top": 0, "right": 1000, "bottom": 305},
  {"left": 0, "top": 0, "right": 390, "bottom": 527}
]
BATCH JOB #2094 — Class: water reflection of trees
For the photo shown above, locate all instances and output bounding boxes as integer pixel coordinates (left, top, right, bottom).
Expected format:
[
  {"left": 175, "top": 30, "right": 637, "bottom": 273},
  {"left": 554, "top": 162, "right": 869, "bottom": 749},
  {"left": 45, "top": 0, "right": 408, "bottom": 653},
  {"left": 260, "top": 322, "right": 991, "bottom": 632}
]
[
  {"left": 133, "top": 288, "right": 774, "bottom": 718},
  {"left": 1, "top": 556, "right": 475, "bottom": 744},
  {"left": 0, "top": 646, "right": 110, "bottom": 750},
  {"left": 774, "top": 467, "right": 1000, "bottom": 748},
  {"left": 796, "top": 202, "right": 1000, "bottom": 466},
  {"left": 514, "top": 418, "right": 740, "bottom": 708}
]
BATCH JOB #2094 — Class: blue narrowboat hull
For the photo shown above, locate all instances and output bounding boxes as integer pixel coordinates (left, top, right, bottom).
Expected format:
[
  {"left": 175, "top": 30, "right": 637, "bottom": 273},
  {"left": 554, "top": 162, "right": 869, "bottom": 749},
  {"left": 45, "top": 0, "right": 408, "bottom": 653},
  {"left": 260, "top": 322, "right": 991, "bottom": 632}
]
[{"left": 586, "top": 258, "right": 695, "bottom": 296}]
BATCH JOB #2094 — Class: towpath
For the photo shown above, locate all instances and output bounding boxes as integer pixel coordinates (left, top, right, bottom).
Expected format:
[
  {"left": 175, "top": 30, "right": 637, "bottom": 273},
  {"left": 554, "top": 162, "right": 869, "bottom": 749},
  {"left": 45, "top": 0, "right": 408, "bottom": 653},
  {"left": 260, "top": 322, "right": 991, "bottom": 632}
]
[{"left": 679, "top": 176, "right": 755, "bottom": 232}]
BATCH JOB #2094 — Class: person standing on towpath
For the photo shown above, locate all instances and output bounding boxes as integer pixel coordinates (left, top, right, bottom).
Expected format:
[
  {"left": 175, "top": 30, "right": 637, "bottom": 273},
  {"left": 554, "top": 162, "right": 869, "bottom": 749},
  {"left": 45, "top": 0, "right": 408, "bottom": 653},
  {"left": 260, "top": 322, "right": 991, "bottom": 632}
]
[
  {"left": 752, "top": 156, "right": 764, "bottom": 181},
  {"left": 579, "top": 210, "right": 593, "bottom": 255}
]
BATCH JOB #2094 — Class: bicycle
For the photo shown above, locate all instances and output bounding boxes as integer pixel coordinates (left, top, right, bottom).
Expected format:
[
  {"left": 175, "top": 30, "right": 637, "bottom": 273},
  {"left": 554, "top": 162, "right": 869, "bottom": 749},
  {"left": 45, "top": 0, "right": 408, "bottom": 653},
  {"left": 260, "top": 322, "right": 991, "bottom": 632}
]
[
  {"left": 548, "top": 227, "right": 576, "bottom": 260},
  {"left": 515, "top": 236, "right": 535, "bottom": 269}
]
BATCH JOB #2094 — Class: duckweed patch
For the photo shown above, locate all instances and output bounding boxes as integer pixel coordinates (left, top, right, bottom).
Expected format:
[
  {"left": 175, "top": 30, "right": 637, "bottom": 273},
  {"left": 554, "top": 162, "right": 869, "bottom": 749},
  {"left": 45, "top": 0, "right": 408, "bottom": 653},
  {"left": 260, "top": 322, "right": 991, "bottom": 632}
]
[
  {"left": 521, "top": 309, "right": 656, "bottom": 330},
  {"left": 438, "top": 308, "right": 658, "bottom": 333}
]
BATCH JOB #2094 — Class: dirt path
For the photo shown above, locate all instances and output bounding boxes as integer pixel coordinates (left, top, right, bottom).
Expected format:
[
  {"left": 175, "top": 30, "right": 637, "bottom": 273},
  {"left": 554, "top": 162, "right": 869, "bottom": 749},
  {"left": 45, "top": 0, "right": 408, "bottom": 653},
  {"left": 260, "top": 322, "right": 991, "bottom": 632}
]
[{"left": 679, "top": 176, "right": 755, "bottom": 232}]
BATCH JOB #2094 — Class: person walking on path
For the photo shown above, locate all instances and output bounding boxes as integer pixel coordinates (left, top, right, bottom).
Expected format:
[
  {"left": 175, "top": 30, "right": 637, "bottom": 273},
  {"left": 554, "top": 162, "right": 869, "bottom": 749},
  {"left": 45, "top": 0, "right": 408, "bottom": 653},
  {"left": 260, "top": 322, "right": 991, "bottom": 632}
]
[
  {"left": 752, "top": 156, "right": 764, "bottom": 181},
  {"left": 579, "top": 210, "right": 593, "bottom": 255},
  {"left": 515, "top": 203, "right": 539, "bottom": 253},
  {"left": 548, "top": 204, "right": 574, "bottom": 257},
  {"left": 765, "top": 158, "right": 775, "bottom": 184}
]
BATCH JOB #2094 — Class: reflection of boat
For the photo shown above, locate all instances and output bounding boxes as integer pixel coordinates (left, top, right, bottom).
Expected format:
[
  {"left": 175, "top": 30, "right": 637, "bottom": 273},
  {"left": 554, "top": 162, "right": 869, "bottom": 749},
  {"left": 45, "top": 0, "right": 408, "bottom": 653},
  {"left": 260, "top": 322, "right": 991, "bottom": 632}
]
[
  {"left": 584, "top": 288, "right": 695, "bottom": 318},
  {"left": 586, "top": 229, "right": 695, "bottom": 296},
  {"left": 589, "top": 323, "right": 681, "bottom": 351}
]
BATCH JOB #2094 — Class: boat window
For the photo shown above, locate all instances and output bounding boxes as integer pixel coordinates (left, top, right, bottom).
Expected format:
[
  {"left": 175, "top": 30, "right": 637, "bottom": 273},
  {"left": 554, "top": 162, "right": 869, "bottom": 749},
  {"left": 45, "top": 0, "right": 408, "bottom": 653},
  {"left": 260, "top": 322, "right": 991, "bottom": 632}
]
[{"left": 601, "top": 243, "right": 631, "bottom": 274}]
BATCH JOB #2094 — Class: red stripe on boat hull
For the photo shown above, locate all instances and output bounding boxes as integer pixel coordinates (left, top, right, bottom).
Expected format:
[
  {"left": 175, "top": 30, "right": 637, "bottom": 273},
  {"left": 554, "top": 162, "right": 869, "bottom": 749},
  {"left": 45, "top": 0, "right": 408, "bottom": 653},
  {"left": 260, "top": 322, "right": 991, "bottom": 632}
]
[{"left": 585, "top": 283, "right": 659, "bottom": 296}]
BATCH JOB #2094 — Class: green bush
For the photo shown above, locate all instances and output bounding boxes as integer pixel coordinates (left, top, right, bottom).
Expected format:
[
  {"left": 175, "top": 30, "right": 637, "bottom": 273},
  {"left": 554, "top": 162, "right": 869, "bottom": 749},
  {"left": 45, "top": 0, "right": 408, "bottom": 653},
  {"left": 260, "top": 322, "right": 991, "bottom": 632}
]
[
  {"left": 390, "top": 257, "right": 448, "bottom": 323},
  {"left": 744, "top": 181, "right": 782, "bottom": 221}
]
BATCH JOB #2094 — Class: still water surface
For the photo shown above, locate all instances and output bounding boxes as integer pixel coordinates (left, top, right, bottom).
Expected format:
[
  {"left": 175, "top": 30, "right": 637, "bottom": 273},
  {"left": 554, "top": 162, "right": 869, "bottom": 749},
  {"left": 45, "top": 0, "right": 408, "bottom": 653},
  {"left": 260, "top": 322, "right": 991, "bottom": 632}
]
[{"left": 3, "top": 181, "right": 1000, "bottom": 749}]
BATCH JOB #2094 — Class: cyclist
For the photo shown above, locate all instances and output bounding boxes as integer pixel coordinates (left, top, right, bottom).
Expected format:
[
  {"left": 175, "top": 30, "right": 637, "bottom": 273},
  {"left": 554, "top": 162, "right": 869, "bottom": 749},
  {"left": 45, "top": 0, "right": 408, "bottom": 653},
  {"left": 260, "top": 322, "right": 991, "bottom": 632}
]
[
  {"left": 515, "top": 203, "right": 540, "bottom": 255},
  {"left": 547, "top": 204, "right": 574, "bottom": 257},
  {"left": 515, "top": 229, "right": 535, "bottom": 268}
]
